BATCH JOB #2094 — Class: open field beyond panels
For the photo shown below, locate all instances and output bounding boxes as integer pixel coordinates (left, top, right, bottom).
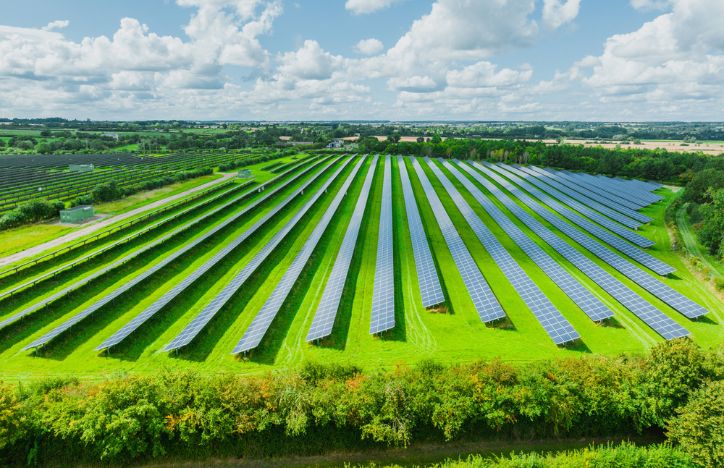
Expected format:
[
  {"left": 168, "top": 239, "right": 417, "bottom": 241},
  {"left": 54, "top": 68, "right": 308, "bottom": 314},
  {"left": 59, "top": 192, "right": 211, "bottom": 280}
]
[{"left": 0, "top": 154, "right": 721, "bottom": 380}]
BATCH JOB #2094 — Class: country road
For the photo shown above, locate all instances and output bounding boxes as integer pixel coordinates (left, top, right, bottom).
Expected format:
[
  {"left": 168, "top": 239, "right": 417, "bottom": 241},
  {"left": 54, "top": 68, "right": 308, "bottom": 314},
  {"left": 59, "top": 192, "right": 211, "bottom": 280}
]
[{"left": 0, "top": 172, "right": 236, "bottom": 268}]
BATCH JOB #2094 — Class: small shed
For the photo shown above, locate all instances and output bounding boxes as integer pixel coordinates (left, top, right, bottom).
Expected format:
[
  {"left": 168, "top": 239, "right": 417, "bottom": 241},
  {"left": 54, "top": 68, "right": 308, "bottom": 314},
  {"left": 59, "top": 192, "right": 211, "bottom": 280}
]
[
  {"left": 60, "top": 205, "right": 94, "bottom": 224},
  {"left": 237, "top": 169, "right": 253, "bottom": 179},
  {"left": 69, "top": 164, "right": 94, "bottom": 173}
]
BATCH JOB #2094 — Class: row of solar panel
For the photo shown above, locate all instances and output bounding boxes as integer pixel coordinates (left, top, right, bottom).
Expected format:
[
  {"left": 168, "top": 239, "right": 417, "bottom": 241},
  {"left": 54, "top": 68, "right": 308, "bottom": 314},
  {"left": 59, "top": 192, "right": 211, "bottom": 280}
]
[{"left": 12, "top": 154, "right": 707, "bottom": 354}]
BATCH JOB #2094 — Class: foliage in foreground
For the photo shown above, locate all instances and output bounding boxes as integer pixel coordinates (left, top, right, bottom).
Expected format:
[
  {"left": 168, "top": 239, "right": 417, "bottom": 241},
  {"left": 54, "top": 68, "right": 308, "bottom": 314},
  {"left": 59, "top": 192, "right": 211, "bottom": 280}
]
[
  {"left": 0, "top": 340, "right": 720, "bottom": 465},
  {"left": 425, "top": 442, "right": 693, "bottom": 468}
]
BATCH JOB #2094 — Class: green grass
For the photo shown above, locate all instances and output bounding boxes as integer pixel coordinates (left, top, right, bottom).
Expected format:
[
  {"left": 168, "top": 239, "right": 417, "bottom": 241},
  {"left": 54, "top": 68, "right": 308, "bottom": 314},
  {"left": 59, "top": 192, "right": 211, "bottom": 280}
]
[
  {"left": 94, "top": 173, "right": 223, "bottom": 215},
  {"left": 676, "top": 202, "right": 723, "bottom": 280},
  {"left": 0, "top": 156, "right": 721, "bottom": 382}
]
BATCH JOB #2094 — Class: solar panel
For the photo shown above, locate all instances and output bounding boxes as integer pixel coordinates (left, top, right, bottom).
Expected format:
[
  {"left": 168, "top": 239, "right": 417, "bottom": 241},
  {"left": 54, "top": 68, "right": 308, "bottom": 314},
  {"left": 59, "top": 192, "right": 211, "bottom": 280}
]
[
  {"left": 474, "top": 162, "right": 705, "bottom": 328},
  {"left": 448, "top": 160, "right": 613, "bottom": 323},
  {"left": 539, "top": 168, "right": 645, "bottom": 211},
  {"left": 516, "top": 166, "right": 653, "bottom": 245},
  {"left": 94, "top": 158, "right": 332, "bottom": 351},
  {"left": 427, "top": 159, "right": 579, "bottom": 345},
  {"left": 233, "top": 157, "right": 367, "bottom": 354},
  {"left": 587, "top": 173, "right": 660, "bottom": 205},
  {"left": 398, "top": 157, "right": 445, "bottom": 309},
  {"left": 498, "top": 164, "right": 675, "bottom": 276},
  {"left": 574, "top": 172, "right": 659, "bottom": 205},
  {"left": 162, "top": 156, "right": 355, "bottom": 352},
  {"left": 370, "top": 155, "right": 395, "bottom": 334},
  {"left": 524, "top": 168, "right": 646, "bottom": 229},
  {"left": 306, "top": 156, "right": 380, "bottom": 342},
  {"left": 411, "top": 158, "right": 505, "bottom": 323},
  {"left": 20, "top": 158, "right": 331, "bottom": 351},
  {"left": 530, "top": 167, "right": 652, "bottom": 223}
]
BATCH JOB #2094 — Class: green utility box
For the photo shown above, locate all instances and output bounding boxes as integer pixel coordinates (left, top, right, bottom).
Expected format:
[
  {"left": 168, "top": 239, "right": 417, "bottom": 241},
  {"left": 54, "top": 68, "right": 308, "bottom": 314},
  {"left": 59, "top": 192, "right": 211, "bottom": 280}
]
[
  {"left": 60, "top": 205, "right": 94, "bottom": 224},
  {"left": 69, "top": 164, "right": 94, "bottom": 173}
]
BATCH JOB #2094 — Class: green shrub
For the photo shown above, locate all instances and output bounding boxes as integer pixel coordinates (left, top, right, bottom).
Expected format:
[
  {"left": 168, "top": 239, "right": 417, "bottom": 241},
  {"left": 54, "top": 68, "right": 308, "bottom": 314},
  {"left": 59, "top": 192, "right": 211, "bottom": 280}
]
[
  {"left": 0, "top": 340, "right": 719, "bottom": 464},
  {"left": 668, "top": 380, "right": 723, "bottom": 467},
  {"left": 0, "top": 199, "right": 65, "bottom": 230}
]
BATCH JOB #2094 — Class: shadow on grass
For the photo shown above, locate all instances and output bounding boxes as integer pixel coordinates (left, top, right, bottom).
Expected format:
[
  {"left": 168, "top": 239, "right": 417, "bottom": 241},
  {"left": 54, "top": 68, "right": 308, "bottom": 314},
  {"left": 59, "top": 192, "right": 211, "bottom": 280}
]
[
  {"left": 600, "top": 317, "right": 625, "bottom": 328},
  {"left": 563, "top": 339, "right": 592, "bottom": 354},
  {"left": 489, "top": 316, "right": 517, "bottom": 332},
  {"left": 695, "top": 315, "right": 718, "bottom": 325}
]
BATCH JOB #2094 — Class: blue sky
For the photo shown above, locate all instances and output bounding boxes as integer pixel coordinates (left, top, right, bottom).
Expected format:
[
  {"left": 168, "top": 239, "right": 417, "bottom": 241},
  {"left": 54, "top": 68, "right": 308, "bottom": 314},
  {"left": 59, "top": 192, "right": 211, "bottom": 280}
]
[{"left": 0, "top": 0, "right": 722, "bottom": 121}]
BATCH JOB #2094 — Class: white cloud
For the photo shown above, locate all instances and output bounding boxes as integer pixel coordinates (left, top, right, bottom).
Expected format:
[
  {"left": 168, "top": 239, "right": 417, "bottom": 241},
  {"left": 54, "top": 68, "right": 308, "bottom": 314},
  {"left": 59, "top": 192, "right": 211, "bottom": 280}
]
[
  {"left": 383, "top": 0, "right": 538, "bottom": 76},
  {"left": 345, "top": 0, "right": 399, "bottom": 15},
  {"left": 569, "top": 0, "right": 724, "bottom": 118},
  {"left": 355, "top": 38, "right": 384, "bottom": 55},
  {"left": 387, "top": 75, "right": 440, "bottom": 92},
  {"left": 630, "top": 0, "right": 673, "bottom": 11},
  {"left": 42, "top": 20, "right": 70, "bottom": 31},
  {"left": 277, "top": 40, "right": 341, "bottom": 80},
  {"left": 446, "top": 61, "right": 532, "bottom": 88},
  {"left": 542, "top": 0, "right": 580, "bottom": 29}
]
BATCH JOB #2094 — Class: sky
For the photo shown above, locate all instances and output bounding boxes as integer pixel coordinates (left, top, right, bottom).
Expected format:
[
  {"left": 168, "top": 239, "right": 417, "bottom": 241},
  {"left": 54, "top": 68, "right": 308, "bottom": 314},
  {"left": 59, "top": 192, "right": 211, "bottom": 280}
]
[{"left": 0, "top": 0, "right": 722, "bottom": 121}]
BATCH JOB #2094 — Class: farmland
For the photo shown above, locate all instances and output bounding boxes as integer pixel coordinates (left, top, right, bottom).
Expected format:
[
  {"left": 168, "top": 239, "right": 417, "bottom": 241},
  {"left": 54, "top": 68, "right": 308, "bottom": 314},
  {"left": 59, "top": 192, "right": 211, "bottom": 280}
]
[{"left": 0, "top": 153, "right": 720, "bottom": 381}]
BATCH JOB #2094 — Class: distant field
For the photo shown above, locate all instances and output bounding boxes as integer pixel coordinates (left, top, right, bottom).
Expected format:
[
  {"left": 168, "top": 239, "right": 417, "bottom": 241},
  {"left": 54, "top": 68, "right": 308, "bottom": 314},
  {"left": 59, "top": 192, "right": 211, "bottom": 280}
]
[
  {"left": 0, "top": 155, "right": 720, "bottom": 381},
  {"left": 566, "top": 138, "right": 724, "bottom": 155}
]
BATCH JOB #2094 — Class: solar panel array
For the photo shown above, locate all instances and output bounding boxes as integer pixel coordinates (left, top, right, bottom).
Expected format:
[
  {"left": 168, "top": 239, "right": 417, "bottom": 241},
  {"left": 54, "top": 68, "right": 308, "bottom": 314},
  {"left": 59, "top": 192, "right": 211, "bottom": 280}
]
[
  {"left": 5, "top": 160, "right": 319, "bottom": 336},
  {"left": 306, "top": 156, "right": 380, "bottom": 342},
  {"left": 490, "top": 163, "right": 707, "bottom": 319},
  {"left": 95, "top": 158, "right": 329, "bottom": 351},
  {"left": 548, "top": 169, "right": 645, "bottom": 212},
  {"left": 472, "top": 162, "right": 700, "bottom": 337},
  {"left": 370, "top": 156, "right": 395, "bottom": 334},
  {"left": 524, "top": 167, "right": 645, "bottom": 228},
  {"left": 233, "top": 157, "right": 367, "bottom": 353},
  {"left": 587, "top": 173, "right": 660, "bottom": 206},
  {"left": 411, "top": 158, "right": 506, "bottom": 323},
  {"left": 398, "top": 157, "right": 445, "bottom": 308},
  {"left": 576, "top": 172, "right": 658, "bottom": 208},
  {"left": 499, "top": 164, "right": 674, "bottom": 275},
  {"left": 532, "top": 167, "right": 652, "bottom": 222},
  {"left": 448, "top": 160, "right": 613, "bottom": 323},
  {"left": 163, "top": 156, "right": 354, "bottom": 352},
  {"left": 427, "top": 159, "right": 579, "bottom": 345},
  {"left": 20, "top": 159, "right": 329, "bottom": 351},
  {"left": 515, "top": 166, "right": 653, "bottom": 246}
]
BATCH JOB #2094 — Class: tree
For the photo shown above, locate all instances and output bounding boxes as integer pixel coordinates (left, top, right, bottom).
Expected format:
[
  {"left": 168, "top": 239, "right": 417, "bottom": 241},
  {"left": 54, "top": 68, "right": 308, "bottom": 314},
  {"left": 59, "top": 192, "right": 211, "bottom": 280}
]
[
  {"left": 698, "top": 188, "right": 724, "bottom": 257},
  {"left": 683, "top": 168, "right": 724, "bottom": 204},
  {"left": 667, "top": 380, "right": 723, "bottom": 467}
]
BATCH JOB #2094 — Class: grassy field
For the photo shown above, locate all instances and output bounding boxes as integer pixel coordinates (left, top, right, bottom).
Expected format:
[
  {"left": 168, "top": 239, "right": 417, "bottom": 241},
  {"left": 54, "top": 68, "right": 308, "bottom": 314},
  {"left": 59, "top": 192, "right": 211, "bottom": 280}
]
[{"left": 0, "top": 155, "right": 721, "bottom": 381}]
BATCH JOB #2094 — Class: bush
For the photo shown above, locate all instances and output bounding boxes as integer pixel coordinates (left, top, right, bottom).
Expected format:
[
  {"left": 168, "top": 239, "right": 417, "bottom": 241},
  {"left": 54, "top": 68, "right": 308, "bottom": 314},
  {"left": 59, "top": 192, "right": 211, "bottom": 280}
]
[
  {"left": 0, "top": 199, "right": 65, "bottom": 230},
  {"left": 0, "top": 340, "right": 719, "bottom": 465},
  {"left": 668, "top": 380, "right": 724, "bottom": 467}
]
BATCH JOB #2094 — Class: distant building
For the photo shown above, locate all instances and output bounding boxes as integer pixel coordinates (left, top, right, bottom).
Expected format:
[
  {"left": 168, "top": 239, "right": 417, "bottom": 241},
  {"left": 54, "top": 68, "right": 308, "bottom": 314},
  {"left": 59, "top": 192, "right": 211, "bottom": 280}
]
[
  {"left": 101, "top": 132, "right": 119, "bottom": 140},
  {"left": 60, "top": 205, "right": 94, "bottom": 224},
  {"left": 326, "top": 138, "right": 344, "bottom": 149}
]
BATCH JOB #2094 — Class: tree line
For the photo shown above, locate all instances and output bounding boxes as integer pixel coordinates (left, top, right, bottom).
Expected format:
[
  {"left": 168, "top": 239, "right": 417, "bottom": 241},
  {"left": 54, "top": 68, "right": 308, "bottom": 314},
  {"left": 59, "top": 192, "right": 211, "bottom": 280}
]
[{"left": 0, "top": 340, "right": 720, "bottom": 465}]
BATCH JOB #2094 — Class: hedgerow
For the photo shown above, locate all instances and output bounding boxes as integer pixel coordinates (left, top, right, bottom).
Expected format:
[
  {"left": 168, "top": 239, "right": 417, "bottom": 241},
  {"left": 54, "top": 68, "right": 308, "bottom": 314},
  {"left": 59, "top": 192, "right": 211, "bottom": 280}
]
[
  {"left": 0, "top": 339, "right": 720, "bottom": 465},
  {"left": 0, "top": 199, "right": 65, "bottom": 230}
]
